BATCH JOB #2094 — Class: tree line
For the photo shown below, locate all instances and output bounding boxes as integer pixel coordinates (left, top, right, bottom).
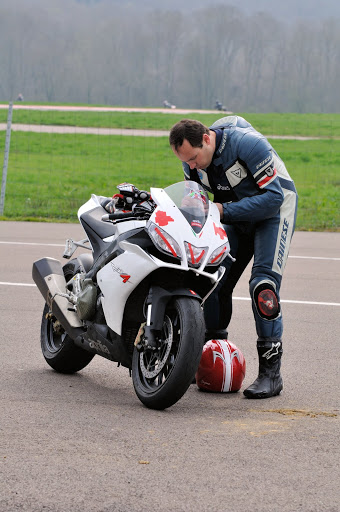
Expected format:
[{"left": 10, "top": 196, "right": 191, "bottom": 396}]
[{"left": 1, "top": 0, "right": 339, "bottom": 113}]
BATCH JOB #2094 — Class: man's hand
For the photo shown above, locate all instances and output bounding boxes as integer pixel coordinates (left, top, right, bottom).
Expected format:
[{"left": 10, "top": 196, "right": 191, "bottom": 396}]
[
  {"left": 216, "top": 203, "right": 223, "bottom": 220},
  {"left": 181, "top": 196, "right": 204, "bottom": 210}
]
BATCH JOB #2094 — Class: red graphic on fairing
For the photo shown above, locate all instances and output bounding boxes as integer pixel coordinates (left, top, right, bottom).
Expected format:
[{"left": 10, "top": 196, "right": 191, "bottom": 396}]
[
  {"left": 155, "top": 210, "right": 175, "bottom": 227},
  {"left": 120, "top": 274, "right": 131, "bottom": 283},
  {"left": 213, "top": 223, "right": 227, "bottom": 240}
]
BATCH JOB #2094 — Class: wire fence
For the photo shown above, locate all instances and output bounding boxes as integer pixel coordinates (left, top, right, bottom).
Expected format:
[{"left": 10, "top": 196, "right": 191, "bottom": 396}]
[{"left": 0, "top": 103, "right": 339, "bottom": 231}]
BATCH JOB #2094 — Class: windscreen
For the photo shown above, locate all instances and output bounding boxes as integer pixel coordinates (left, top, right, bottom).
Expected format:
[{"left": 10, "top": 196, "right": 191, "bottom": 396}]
[{"left": 164, "top": 181, "right": 209, "bottom": 234}]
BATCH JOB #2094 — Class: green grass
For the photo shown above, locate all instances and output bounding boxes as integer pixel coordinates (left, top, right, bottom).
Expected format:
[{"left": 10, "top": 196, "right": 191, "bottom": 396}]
[
  {"left": 1, "top": 107, "right": 340, "bottom": 138},
  {"left": 268, "top": 139, "right": 340, "bottom": 231},
  {"left": 0, "top": 129, "right": 339, "bottom": 231}
]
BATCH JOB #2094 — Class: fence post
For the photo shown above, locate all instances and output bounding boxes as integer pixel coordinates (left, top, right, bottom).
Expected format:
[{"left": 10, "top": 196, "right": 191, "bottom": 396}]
[{"left": 0, "top": 102, "right": 13, "bottom": 216}]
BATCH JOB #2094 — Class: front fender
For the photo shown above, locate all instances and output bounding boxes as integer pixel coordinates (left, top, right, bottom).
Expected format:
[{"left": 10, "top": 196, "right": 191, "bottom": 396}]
[{"left": 148, "top": 285, "right": 202, "bottom": 332}]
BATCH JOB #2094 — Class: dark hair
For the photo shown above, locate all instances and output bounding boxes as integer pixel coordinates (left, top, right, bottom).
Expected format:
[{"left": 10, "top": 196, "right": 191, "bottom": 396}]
[{"left": 169, "top": 119, "right": 210, "bottom": 151}]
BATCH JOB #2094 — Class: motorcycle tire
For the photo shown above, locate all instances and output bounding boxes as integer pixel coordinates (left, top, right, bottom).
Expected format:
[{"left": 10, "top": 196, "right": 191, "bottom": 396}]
[
  {"left": 40, "top": 258, "right": 94, "bottom": 374},
  {"left": 132, "top": 297, "right": 205, "bottom": 410}
]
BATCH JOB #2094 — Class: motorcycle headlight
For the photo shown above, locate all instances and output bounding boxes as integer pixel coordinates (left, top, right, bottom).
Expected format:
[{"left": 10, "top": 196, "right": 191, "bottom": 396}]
[
  {"left": 148, "top": 223, "right": 182, "bottom": 260},
  {"left": 184, "top": 242, "right": 208, "bottom": 268},
  {"left": 207, "top": 244, "right": 229, "bottom": 266}
]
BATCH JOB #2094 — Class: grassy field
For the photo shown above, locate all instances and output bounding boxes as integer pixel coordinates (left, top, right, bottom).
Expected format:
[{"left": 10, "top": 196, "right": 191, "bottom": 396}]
[
  {"left": 0, "top": 109, "right": 339, "bottom": 231},
  {"left": 1, "top": 107, "right": 340, "bottom": 138}
]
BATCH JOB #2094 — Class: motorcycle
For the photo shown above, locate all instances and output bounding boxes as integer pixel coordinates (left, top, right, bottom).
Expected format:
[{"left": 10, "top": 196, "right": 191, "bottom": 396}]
[
  {"left": 163, "top": 100, "right": 176, "bottom": 109},
  {"left": 215, "top": 100, "right": 227, "bottom": 112},
  {"left": 32, "top": 180, "right": 233, "bottom": 410}
]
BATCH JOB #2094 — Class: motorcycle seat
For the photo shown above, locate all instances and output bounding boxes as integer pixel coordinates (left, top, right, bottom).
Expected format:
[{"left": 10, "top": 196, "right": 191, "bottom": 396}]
[{"left": 80, "top": 206, "right": 117, "bottom": 239}]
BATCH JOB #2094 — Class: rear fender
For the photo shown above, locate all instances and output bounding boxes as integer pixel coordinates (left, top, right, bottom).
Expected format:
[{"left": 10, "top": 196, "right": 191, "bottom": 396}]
[{"left": 75, "top": 252, "right": 94, "bottom": 273}]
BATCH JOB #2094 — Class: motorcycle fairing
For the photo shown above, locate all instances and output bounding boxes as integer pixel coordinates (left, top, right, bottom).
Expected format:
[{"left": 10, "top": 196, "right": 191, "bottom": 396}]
[
  {"left": 97, "top": 239, "right": 225, "bottom": 336},
  {"left": 149, "top": 184, "right": 230, "bottom": 271}
]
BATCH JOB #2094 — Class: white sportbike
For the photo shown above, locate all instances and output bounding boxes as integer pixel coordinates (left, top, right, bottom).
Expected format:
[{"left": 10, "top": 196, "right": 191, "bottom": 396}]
[{"left": 32, "top": 181, "right": 232, "bottom": 409}]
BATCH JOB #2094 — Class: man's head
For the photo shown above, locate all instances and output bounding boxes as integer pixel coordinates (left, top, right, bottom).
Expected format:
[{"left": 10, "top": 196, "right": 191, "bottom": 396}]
[{"left": 169, "top": 119, "right": 216, "bottom": 170}]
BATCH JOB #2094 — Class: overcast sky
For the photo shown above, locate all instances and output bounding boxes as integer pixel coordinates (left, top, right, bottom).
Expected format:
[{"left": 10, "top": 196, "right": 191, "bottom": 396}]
[
  {"left": 4, "top": 0, "right": 340, "bottom": 24},
  {"left": 102, "top": 0, "right": 340, "bottom": 24}
]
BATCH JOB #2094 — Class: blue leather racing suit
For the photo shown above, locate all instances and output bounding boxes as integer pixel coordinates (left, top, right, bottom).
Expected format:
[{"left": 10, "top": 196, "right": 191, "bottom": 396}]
[{"left": 182, "top": 116, "right": 298, "bottom": 341}]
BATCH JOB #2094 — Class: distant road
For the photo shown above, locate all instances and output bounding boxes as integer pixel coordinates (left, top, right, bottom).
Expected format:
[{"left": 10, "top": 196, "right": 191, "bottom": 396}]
[
  {"left": 0, "top": 104, "right": 224, "bottom": 138},
  {"left": 0, "top": 104, "right": 330, "bottom": 140},
  {"left": 0, "top": 123, "right": 322, "bottom": 140},
  {"left": 0, "top": 104, "right": 225, "bottom": 115}
]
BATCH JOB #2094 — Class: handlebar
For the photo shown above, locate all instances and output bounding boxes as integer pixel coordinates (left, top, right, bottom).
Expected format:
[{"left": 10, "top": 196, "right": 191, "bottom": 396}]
[
  {"left": 102, "top": 211, "right": 137, "bottom": 221},
  {"left": 101, "top": 210, "right": 152, "bottom": 223}
]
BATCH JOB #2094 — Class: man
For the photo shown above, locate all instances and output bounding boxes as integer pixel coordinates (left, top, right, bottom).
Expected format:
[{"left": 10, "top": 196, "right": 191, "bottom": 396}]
[{"left": 169, "top": 116, "right": 298, "bottom": 399}]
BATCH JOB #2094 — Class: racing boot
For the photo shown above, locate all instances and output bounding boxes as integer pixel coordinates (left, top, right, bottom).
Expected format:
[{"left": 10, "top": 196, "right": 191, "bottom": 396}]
[{"left": 243, "top": 338, "right": 283, "bottom": 399}]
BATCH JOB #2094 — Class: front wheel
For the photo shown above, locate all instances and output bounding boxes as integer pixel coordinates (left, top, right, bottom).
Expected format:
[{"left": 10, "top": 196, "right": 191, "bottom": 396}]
[{"left": 132, "top": 297, "right": 205, "bottom": 410}]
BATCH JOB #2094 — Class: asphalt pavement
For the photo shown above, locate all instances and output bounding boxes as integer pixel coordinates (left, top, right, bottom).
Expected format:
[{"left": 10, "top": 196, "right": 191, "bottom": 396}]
[{"left": 0, "top": 222, "right": 339, "bottom": 512}]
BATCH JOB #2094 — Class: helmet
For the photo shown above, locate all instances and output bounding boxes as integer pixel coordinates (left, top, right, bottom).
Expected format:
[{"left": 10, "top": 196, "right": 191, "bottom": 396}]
[{"left": 196, "top": 339, "right": 246, "bottom": 392}]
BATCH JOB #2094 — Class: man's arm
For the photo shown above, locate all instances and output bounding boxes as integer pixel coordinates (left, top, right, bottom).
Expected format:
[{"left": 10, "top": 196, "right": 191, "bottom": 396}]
[
  {"left": 216, "top": 185, "right": 283, "bottom": 223},
  {"left": 217, "top": 133, "right": 284, "bottom": 223}
]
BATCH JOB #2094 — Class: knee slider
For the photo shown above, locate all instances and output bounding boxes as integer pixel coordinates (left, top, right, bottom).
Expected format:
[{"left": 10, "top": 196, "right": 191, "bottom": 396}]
[{"left": 251, "top": 280, "right": 280, "bottom": 320}]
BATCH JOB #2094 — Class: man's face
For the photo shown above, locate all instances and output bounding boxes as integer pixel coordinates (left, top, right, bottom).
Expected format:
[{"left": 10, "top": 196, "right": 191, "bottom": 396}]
[{"left": 172, "top": 133, "right": 215, "bottom": 170}]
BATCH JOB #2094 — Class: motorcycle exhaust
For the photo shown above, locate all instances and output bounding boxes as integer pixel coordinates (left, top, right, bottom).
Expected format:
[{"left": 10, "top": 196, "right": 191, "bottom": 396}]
[{"left": 32, "top": 257, "right": 84, "bottom": 340}]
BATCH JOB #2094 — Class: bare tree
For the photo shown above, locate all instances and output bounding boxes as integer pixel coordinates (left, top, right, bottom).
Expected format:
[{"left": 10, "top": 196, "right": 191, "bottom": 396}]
[{"left": 0, "top": 0, "right": 339, "bottom": 112}]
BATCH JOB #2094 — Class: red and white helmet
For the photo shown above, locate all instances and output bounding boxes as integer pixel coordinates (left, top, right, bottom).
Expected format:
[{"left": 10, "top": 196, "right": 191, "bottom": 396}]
[{"left": 196, "top": 339, "right": 246, "bottom": 392}]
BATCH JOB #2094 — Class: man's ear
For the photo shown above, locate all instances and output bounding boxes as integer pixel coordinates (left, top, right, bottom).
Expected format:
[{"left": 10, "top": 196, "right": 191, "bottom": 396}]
[{"left": 203, "top": 133, "right": 210, "bottom": 145}]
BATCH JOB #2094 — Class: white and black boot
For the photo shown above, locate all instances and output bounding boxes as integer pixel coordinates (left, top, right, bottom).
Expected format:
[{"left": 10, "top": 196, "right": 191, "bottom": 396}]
[{"left": 243, "top": 338, "right": 283, "bottom": 399}]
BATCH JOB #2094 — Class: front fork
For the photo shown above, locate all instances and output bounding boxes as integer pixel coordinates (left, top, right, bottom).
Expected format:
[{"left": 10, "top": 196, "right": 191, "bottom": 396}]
[
  {"left": 136, "top": 285, "right": 202, "bottom": 351},
  {"left": 138, "top": 286, "right": 175, "bottom": 350}
]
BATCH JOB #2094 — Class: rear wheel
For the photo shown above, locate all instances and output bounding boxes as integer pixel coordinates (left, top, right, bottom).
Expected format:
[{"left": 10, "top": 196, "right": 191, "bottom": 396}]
[
  {"left": 40, "top": 259, "right": 94, "bottom": 374},
  {"left": 132, "top": 297, "right": 205, "bottom": 410}
]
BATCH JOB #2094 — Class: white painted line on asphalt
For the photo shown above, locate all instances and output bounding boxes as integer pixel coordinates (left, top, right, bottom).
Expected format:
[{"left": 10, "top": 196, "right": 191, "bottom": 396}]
[
  {"left": 0, "top": 281, "right": 339, "bottom": 306},
  {"left": 0, "top": 241, "right": 338, "bottom": 261},
  {"left": 289, "top": 255, "right": 340, "bottom": 261},
  {"left": 281, "top": 299, "right": 340, "bottom": 306},
  {"left": 0, "top": 282, "right": 36, "bottom": 287},
  {"left": 0, "top": 241, "right": 65, "bottom": 247},
  {"left": 233, "top": 297, "right": 340, "bottom": 306}
]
